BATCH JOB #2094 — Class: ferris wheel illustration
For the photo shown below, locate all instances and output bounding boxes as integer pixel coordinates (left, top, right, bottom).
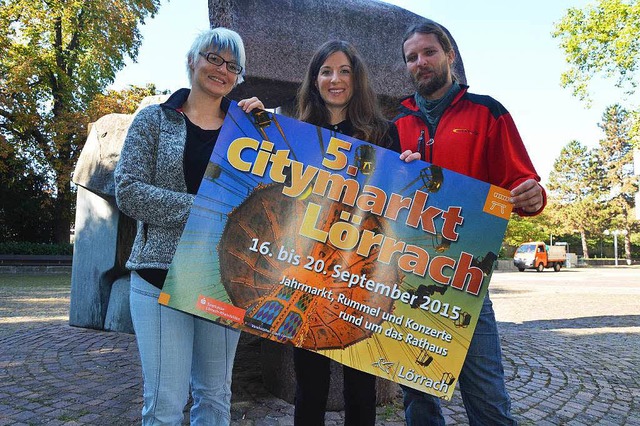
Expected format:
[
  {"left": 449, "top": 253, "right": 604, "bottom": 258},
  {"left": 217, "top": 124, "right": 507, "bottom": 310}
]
[{"left": 241, "top": 109, "right": 402, "bottom": 349}]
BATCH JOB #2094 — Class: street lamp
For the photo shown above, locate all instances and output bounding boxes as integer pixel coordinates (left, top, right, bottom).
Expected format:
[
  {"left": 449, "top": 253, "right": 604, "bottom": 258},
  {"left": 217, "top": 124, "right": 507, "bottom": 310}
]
[{"left": 603, "top": 229, "right": 628, "bottom": 266}]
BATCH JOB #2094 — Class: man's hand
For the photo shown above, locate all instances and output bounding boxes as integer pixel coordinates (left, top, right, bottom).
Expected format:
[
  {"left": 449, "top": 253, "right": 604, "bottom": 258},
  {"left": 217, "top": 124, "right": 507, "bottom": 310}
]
[
  {"left": 510, "top": 179, "right": 544, "bottom": 213},
  {"left": 399, "top": 150, "right": 421, "bottom": 163}
]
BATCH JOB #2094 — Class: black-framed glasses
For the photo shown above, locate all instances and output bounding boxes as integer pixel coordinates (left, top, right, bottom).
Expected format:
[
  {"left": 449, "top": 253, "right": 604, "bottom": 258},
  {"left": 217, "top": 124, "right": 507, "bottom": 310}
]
[{"left": 198, "top": 52, "right": 243, "bottom": 75}]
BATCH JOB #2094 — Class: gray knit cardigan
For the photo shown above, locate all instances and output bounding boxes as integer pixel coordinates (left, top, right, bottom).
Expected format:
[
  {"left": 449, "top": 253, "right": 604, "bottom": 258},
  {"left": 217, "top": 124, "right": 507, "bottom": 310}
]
[{"left": 115, "top": 89, "right": 197, "bottom": 271}]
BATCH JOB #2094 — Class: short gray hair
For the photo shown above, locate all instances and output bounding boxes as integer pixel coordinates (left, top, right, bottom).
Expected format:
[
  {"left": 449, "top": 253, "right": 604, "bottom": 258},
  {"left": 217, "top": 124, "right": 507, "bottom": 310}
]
[{"left": 186, "top": 27, "right": 246, "bottom": 86}]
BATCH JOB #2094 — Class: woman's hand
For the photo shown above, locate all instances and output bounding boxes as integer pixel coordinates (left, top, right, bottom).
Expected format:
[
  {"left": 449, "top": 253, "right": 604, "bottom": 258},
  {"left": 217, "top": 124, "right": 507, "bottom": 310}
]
[
  {"left": 399, "top": 150, "right": 421, "bottom": 163},
  {"left": 238, "top": 97, "right": 264, "bottom": 112}
]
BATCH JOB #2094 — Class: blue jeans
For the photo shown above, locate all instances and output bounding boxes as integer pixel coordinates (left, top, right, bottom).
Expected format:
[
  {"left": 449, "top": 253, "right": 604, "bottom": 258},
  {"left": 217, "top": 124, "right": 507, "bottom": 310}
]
[
  {"left": 402, "top": 293, "right": 517, "bottom": 426},
  {"left": 130, "top": 272, "right": 240, "bottom": 425}
]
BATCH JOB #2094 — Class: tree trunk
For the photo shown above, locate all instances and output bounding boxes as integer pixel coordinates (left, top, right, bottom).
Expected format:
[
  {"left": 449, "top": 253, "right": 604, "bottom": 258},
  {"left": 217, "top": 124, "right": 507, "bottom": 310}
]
[
  {"left": 580, "top": 230, "right": 590, "bottom": 259},
  {"left": 53, "top": 181, "right": 74, "bottom": 244},
  {"left": 624, "top": 233, "right": 632, "bottom": 265}
]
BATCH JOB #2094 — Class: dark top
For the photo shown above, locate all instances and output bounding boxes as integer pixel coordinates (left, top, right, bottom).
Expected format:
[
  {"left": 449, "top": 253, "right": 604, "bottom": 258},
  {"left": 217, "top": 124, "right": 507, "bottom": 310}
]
[
  {"left": 183, "top": 115, "right": 221, "bottom": 194},
  {"left": 328, "top": 119, "right": 401, "bottom": 154},
  {"left": 138, "top": 112, "right": 221, "bottom": 288}
]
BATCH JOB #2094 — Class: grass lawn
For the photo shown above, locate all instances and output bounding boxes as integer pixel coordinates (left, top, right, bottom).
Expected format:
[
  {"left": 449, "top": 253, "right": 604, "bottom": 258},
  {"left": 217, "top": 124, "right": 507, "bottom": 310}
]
[
  {"left": 0, "top": 272, "right": 72, "bottom": 337},
  {"left": 0, "top": 272, "right": 71, "bottom": 288}
]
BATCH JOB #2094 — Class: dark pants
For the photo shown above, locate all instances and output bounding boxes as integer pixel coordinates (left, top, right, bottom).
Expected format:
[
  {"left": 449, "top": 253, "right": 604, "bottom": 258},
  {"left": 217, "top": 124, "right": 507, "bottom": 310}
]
[{"left": 294, "top": 347, "right": 376, "bottom": 426}]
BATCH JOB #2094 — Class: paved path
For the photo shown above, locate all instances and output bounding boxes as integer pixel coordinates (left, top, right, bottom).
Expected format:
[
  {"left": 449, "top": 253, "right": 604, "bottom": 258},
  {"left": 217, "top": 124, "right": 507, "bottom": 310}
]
[{"left": 1, "top": 267, "right": 639, "bottom": 425}]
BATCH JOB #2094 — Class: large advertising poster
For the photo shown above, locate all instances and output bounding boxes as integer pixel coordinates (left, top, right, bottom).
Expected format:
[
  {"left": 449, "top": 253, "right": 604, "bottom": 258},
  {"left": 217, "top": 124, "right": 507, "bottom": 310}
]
[{"left": 159, "top": 103, "right": 512, "bottom": 400}]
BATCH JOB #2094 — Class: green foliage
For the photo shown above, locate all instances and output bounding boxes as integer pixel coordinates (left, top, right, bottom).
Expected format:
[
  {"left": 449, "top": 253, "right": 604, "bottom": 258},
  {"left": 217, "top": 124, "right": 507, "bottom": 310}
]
[
  {"left": 0, "top": 241, "right": 73, "bottom": 255},
  {"left": 542, "top": 105, "right": 639, "bottom": 259},
  {"left": 595, "top": 104, "right": 639, "bottom": 262},
  {"left": 546, "top": 140, "right": 607, "bottom": 258},
  {"left": 502, "top": 214, "right": 549, "bottom": 255},
  {"left": 597, "top": 104, "right": 638, "bottom": 202},
  {"left": 547, "top": 140, "right": 596, "bottom": 202},
  {"left": 0, "top": 138, "right": 56, "bottom": 242},
  {"left": 553, "top": 0, "right": 640, "bottom": 104},
  {"left": 87, "top": 83, "right": 169, "bottom": 123},
  {"left": 554, "top": 1, "right": 640, "bottom": 150},
  {"left": 553, "top": 1, "right": 639, "bottom": 260},
  {"left": 0, "top": 0, "right": 161, "bottom": 243}
]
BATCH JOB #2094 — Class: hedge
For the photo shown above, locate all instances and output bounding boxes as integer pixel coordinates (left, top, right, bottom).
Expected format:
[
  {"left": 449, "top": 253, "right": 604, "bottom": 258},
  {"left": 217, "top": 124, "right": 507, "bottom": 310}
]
[{"left": 0, "top": 242, "right": 74, "bottom": 255}]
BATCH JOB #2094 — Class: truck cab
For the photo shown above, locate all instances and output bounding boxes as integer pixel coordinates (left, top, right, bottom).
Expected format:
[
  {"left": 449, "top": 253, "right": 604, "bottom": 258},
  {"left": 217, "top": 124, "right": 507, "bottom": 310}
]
[{"left": 513, "top": 241, "right": 566, "bottom": 272}]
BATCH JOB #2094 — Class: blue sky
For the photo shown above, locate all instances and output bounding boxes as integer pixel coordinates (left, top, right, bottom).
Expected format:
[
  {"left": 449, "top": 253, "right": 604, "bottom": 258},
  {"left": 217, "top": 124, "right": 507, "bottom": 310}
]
[{"left": 111, "top": 0, "right": 627, "bottom": 184}]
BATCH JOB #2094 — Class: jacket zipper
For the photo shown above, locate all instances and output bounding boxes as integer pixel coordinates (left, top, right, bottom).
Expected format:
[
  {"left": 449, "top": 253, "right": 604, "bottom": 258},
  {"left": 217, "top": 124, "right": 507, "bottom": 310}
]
[
  {"left": 418, "top": 124, "right": 436, "bottom": 163},
  {"left": 409, "top": 86, "right": 465, "bottom": 163},
  {"left": 417, "top": 130, "right": 425, "bottom": 160}
]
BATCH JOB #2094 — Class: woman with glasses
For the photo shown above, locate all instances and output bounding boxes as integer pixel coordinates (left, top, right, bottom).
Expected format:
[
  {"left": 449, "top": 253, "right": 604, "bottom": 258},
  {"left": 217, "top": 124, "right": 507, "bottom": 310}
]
[
  {"left": 293, "top": 39, "right": 419, "bottom": 426},
  {"left": 115, "top": 28, "right": 262, "bottom": 425}
]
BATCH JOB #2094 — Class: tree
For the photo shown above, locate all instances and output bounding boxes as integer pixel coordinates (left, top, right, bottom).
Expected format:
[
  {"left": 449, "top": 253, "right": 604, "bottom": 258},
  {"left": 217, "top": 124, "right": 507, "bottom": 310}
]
[
  {"left": 87, "top": 83, "right": 169, "bottom": 123},
  {"left": 502, "top": 214, "right": 549, "bottom": 257},
  {"left": 553, "top": 0, "right": 640, "bottom": 105},
  {"left": 0, "top": 0, "right": 160, "bottom": 243},
  {"left": 595, "top": 104, "right": 639, "bottom": 263},
  {"left": 0, "top": 83, "right": 165, "bottom": 242},
  {"left": 546, "top": 140, "right": 606, "bottom": 258},
  {"left": 0, "top": 137, "right": 55, "bottom": 242},
  {"left": 554, "top": 1, "right": 639, "bottom": 263}
]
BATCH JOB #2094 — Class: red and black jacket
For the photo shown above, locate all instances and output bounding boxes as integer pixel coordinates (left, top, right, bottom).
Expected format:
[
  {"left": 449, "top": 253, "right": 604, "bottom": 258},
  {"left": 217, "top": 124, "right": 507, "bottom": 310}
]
[{"left": 393, "top": 85, "right": 546, "bottom": 216}]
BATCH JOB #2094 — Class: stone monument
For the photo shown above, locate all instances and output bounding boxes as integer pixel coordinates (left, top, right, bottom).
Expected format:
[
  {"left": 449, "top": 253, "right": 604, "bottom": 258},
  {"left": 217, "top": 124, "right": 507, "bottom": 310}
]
[
  {"left": 210, "top": 0, "right": 466, "bottom": 113},
  {"left": 70, "top": 0, "right": 467, "bottom": 409},
  {"left": 69, "top": 96, "right": 166, "bottom": 334},
  {"left": 207, "top": 0, "right": 467, "bottom": 409}
]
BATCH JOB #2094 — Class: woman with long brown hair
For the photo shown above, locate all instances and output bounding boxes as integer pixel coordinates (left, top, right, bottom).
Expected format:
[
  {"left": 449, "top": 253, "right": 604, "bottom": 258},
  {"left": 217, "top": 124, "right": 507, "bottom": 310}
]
[{"left": 293, "top": 39, "right": 418, "bottom": 426}]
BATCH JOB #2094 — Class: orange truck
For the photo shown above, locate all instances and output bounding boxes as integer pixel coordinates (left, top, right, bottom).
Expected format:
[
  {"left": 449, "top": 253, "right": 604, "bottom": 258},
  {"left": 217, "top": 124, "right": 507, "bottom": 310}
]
[{"left": 513, "top": 241, "right": 567, "bottom": 272}]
